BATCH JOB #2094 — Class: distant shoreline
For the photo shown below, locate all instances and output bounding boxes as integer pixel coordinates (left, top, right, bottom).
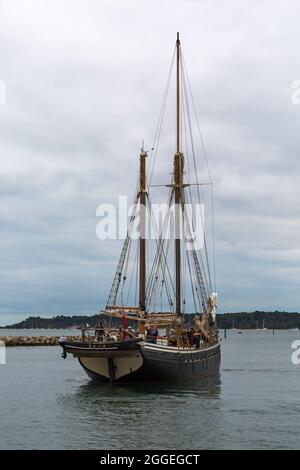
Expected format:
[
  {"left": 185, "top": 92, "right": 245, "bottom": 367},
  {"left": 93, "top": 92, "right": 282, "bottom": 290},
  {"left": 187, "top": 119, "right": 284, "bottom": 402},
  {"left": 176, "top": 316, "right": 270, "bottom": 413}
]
[{"left": 1, "top": 311, "right": 300, "bottom": 330}]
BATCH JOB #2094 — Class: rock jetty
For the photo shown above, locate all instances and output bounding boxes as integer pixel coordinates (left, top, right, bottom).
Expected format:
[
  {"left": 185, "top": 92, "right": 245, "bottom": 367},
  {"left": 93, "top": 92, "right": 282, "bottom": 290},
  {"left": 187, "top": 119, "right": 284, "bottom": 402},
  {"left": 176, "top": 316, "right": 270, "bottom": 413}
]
[{"left": 0, "top": 336, "right": 79, "bottom": 347}]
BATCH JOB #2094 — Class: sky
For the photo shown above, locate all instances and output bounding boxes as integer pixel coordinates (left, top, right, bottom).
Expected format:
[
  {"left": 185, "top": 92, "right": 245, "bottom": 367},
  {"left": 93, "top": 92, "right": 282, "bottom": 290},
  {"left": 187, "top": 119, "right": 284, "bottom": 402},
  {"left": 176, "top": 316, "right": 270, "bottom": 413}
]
[{"left": 0, "top": 0, "right": 299, "bottom": 325}]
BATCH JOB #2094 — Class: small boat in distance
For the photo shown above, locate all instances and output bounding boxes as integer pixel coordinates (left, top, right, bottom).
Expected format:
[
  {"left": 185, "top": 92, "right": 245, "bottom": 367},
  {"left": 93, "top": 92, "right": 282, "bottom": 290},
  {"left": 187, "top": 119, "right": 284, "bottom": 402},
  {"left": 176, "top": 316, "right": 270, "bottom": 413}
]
[
  {"left": 256, "top": 318, "right": 268, "bottom": 330},
  {"left": 60, "top": 33, "right": 221, "bottom": 383}
]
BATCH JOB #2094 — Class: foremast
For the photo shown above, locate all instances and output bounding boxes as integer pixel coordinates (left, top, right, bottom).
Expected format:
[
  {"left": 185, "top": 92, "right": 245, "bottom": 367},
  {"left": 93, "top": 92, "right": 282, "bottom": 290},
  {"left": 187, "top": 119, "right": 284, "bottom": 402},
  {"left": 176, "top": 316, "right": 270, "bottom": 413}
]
[
  {"left": 139, "top": 149, "right": 147, "bottom": 314},
  {"left": 105, "top": 148, "right": 148, "bottom": 322}
]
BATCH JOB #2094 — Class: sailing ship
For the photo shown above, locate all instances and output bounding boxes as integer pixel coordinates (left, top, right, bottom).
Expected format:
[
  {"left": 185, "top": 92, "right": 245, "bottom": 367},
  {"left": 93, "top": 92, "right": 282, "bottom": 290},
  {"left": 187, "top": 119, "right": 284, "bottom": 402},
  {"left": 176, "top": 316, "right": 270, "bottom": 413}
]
[{"left": 60, "top": 33, "right": 221, "bottom": 382}]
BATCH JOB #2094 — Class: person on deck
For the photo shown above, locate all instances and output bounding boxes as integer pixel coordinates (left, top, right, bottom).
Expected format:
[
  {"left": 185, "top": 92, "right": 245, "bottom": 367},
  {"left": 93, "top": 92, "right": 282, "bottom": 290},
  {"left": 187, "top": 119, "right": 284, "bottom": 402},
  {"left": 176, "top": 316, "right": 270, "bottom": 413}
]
[{"left": 146, "top": 326, "right": 159, "bottom": 343}]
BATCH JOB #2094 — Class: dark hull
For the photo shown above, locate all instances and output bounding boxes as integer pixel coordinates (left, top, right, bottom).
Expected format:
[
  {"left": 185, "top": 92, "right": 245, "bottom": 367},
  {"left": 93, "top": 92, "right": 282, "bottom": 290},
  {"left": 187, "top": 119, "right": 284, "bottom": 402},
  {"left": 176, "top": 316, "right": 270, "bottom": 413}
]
[
  {"left": 61, "top": 338, "right": 141, "bottom": 358},
  {"left": 79, "top": 342, "right": 221, "bottom": 383},
  {"left": 139, "top": 342, "right": 220, "bottom": 380}
]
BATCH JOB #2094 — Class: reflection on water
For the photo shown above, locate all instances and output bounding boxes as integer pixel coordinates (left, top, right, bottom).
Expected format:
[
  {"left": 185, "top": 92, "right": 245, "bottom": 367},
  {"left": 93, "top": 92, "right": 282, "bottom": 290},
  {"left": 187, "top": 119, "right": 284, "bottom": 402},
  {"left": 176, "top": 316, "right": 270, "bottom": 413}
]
[
  {"left": 58, "top": 374, "right": 222, "bottom": 417},
  {"left": 56, "top": 375, "right": 222, "bottom": 449},
  {"left": 72, "top": 373, "right": 221, "bottom": 399}
]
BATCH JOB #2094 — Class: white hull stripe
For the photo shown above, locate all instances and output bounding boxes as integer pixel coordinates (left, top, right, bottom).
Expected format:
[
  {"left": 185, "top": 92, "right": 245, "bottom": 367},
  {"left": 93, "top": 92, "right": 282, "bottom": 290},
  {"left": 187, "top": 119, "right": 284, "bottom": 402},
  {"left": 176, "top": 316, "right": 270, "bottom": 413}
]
[{"left": 144, "top": 342, "right": 220, "bottom": 354}]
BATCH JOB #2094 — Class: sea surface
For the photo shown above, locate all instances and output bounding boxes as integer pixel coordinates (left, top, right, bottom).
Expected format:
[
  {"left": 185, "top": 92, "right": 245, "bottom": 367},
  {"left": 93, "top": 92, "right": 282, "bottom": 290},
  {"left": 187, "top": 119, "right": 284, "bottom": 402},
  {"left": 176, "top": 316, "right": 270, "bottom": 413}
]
[{"left": 0, "top": 329, "right": 299, "bottom": 450}]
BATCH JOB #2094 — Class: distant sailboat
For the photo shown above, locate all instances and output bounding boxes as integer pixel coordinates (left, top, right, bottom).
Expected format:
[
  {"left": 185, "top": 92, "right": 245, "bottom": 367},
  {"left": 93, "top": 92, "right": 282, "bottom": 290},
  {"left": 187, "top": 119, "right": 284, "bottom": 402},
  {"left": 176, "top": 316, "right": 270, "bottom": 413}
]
[{"left": 256, "top": 318, "right": 267, "bottom": 331}]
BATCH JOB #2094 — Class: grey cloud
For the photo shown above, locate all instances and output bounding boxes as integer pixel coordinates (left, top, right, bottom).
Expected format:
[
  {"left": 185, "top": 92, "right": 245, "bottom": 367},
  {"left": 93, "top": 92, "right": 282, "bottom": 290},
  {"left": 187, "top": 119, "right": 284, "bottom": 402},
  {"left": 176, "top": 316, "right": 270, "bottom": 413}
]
[{"left": 0, "top": 0, "right": 299, "bottom": 323}]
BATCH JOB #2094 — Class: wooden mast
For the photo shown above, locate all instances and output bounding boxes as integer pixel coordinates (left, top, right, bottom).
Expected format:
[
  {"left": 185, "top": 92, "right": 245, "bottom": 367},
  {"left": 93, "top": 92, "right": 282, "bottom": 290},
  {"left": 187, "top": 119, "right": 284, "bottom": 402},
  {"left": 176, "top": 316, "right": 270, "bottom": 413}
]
[
  {"left": 139, "top": 149, "right": 147, "bottom": 313},
  {"left": 174, "top": 32, "right": 183, "bottom": 316},
  {"left": 176, "top": 32, "right": 181, "bottom": 156}
]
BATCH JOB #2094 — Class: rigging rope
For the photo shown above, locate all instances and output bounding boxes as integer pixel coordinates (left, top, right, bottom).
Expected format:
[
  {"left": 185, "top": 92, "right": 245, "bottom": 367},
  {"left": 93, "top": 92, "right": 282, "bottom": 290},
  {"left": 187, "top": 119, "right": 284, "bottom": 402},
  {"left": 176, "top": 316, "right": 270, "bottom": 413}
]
[
  {"left": 182, "top": 52, "right": 217, "bottom": 293},
  {"left": 181, "top": 58, "right": 213, "bottom": 293},
  {"left": 148, "top": 46, "right": 176, "bottom": 188}
]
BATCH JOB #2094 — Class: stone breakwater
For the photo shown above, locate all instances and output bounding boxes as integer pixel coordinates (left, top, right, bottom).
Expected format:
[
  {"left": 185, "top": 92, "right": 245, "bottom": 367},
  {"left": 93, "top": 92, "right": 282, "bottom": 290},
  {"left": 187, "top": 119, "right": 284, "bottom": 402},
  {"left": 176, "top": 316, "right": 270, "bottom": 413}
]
[{"left": 0, "top": 336, "right": 79, "bottom": 346}]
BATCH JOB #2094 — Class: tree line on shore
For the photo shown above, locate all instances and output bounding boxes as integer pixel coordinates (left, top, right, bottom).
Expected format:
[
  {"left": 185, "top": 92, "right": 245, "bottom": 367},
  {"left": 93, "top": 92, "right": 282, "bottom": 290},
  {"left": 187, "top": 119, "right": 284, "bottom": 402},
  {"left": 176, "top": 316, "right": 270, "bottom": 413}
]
[{"left": 1, "top": 311, "right": 300, "bottom": 330}]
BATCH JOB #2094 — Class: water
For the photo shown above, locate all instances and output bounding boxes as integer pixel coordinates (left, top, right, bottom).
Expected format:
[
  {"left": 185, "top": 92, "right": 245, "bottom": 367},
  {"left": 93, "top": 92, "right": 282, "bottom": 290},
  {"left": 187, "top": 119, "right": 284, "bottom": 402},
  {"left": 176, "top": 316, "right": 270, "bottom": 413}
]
[{"left": 0, "top": 329, "right": 299, "bottom": 449}]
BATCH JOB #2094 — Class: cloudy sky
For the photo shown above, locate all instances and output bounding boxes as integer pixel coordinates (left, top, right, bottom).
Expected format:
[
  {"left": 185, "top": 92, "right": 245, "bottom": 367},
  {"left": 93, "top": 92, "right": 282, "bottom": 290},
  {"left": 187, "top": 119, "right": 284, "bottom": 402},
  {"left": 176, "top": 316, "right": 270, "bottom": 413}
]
[{"left": 0, "top": 0, "right": 299, "bottom": 325}]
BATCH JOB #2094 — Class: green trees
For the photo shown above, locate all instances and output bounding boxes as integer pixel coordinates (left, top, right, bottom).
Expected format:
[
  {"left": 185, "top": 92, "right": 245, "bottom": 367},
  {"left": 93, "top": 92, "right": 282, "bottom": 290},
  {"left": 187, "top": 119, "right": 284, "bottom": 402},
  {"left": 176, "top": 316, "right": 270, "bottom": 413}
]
[{"left": 3, "top": 311, "right": 300, "bottom": 330}]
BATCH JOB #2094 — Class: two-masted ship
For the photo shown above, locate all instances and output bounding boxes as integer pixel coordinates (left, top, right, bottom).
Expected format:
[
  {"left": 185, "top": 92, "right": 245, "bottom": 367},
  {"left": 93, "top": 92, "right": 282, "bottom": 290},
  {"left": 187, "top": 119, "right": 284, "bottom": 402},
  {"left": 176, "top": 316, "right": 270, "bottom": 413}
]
[{"left": 60, "top": 34, "right": 221, "bottom": 383}]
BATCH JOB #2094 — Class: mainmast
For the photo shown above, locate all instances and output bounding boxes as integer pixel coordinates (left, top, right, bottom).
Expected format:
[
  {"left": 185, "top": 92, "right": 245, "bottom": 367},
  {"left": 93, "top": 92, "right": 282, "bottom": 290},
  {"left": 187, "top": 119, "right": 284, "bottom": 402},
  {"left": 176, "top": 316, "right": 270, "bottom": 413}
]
[
  {"left": 176, "top": 32, "right": 181, "bottom": 154},
  {"left": 174, "top": 32, "right": 184, "bottom": 316},
  {"left": 139, "top": 149, "right": 147, "bottom": 313}
]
